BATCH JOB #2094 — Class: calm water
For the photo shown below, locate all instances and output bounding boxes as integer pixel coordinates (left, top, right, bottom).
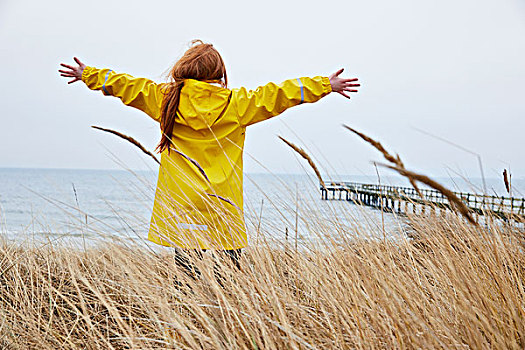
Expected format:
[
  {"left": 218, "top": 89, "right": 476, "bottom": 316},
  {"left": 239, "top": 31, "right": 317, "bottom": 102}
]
[{"left": 0, "top": 168, "right": 522, "bottom": 246}]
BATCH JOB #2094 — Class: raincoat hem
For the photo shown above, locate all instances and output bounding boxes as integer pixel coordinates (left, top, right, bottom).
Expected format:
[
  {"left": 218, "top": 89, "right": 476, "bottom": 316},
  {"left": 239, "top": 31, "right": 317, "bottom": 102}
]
[{"left": 147, "top": 237, "right": 247, "bottom": 251}]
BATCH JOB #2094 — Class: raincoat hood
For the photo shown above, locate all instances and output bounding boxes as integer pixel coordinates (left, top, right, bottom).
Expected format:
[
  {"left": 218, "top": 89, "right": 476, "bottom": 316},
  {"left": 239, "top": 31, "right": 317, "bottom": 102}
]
[{"left": 177, "top": 79, "right": 231, "bottom": 131}]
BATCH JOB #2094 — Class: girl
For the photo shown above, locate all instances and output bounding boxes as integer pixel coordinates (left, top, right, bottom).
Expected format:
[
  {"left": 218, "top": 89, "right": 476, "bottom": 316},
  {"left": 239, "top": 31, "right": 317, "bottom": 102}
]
[{"left": 59, "top": 40, "right": 359, "bottom": 273}]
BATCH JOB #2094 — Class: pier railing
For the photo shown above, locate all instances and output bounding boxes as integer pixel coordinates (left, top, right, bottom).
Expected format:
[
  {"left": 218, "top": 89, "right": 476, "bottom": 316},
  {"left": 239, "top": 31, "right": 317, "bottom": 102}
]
[{"left": 321, "top": 182, "right": 525, "bottom": 221}]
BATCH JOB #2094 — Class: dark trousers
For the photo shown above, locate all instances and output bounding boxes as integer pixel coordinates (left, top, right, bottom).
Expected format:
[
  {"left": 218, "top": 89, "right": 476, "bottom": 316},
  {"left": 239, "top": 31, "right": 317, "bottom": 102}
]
[{"left": 174, "top": 249, "right": 242, "bottom": 282}]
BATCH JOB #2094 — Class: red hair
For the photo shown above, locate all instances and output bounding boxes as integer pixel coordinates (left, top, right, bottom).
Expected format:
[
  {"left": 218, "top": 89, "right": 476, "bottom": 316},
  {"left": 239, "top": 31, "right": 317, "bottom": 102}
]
[{"left": 156, "top": 40, "right": 228, "bottom": 153}]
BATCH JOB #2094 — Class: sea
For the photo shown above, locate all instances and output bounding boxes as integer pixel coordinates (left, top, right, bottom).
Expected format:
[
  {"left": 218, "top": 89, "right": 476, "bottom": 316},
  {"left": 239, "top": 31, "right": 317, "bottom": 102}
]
[{"left": 0, "top": 168, "right": 522, "bottom": 248}]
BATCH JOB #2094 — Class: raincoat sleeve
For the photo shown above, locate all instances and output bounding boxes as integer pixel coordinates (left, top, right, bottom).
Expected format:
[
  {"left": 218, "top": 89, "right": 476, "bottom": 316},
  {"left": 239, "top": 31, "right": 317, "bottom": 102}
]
[
  {"left": 232, "top": 77, "right": 332, "bottom": 127},
  {"left": 81, "top": 66, "right": 164, "bottom": 122}
]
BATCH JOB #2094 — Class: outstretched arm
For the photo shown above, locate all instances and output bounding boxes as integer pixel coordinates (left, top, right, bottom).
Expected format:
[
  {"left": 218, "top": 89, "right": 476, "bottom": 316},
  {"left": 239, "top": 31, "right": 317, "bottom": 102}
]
[
  {"left": 233, "top": 68, "right": 359, "bottom": 127},
  {"left": 59, "top": 57, "right": 164, "bottom": 122}
]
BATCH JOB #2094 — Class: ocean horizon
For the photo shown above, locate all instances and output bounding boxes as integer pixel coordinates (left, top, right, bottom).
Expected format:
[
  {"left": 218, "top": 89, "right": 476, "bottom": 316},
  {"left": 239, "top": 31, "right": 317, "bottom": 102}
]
[{"left": 1, "top": 167, "right": 522, "bottom": 246}]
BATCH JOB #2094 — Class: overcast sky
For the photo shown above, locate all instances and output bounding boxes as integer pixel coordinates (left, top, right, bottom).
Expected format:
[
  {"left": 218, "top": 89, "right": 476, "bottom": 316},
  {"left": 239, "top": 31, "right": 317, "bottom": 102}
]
[{"left": 1, "top": 0, "right": 524, "bottom": 179}]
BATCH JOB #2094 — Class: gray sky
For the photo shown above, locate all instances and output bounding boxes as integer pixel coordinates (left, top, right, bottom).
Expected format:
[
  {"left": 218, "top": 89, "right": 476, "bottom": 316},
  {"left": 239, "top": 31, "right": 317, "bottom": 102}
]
[{"left": 1, "top": 0, "right": 524, "bottom": 178}]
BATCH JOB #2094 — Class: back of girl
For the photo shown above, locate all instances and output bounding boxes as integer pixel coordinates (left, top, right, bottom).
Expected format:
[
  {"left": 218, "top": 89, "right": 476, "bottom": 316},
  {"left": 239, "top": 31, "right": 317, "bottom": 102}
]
[{"left": 59, "top": 39, "right": 359, "bottom": 264}]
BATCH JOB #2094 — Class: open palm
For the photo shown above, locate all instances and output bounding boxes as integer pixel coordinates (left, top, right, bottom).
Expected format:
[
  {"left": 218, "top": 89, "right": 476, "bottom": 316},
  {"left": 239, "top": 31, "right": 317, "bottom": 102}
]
[
  {"left": 329, "top": 68, "right": 360, "bottom": 99},
  {"left": 58, "top": 57, "right": 86, "bottom": 84}
]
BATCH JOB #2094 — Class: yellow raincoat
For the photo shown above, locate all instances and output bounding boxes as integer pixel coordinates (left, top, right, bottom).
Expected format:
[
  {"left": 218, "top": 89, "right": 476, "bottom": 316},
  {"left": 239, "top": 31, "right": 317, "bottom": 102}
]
[{"left": 82, "top": 67, "right": 332, "bottom": 250}]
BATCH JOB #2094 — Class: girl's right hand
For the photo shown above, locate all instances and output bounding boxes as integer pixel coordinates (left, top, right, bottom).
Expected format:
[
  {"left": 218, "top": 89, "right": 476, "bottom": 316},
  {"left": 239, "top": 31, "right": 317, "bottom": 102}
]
[
  {"left": 329, "top": 68, "right": 360, "bottom": 99},
  {"left": 59, "top": 57, "right": 86, "bottom": 84}
]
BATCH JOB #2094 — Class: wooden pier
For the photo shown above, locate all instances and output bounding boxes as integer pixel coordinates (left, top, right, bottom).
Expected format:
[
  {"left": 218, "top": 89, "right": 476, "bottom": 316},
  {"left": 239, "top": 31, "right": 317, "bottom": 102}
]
[{"left": 321, "top": 182, "right": 525, "bottom": 223}]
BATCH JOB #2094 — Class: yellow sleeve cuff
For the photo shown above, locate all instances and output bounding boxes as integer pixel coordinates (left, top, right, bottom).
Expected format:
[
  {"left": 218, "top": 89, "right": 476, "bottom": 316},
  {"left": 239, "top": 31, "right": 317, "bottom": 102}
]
[
  {"left": 81, "top": 66, "right": 94, "bottom": 83},
  {"left": 322, "top": 76, "right": 332, "bottom": 93}
]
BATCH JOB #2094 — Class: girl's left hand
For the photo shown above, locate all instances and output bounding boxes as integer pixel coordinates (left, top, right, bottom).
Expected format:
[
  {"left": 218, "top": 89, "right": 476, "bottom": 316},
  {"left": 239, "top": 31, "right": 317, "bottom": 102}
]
[{"left": 59, "top": 57, "right": 86, "bottom": 84}]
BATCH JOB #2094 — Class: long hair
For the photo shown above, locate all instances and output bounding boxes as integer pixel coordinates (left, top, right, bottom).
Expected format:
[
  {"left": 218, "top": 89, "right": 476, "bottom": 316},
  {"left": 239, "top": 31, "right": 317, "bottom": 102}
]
[{"left": 156, "top": 40, "right": 228, "bottom": 153}]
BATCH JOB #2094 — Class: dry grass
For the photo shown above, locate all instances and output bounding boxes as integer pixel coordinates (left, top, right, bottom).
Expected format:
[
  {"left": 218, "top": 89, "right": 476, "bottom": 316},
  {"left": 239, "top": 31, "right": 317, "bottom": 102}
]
[
  {"left": 382, "top": 164, "right": 477, "bottom": 225},
  {"left": 342, "top": 125, "right": 423, "bottom": 198},
  {"left": 92, "top": 126, "right": 161, "bottom": 165},
  {"left": 342, "top": 125, "right": 477, "bottom": 225},
  {"left": 278, "top": 136, "right": 326, "bottom": 190},
  {"left": 0, "top": 212, "right": 523, "bottom": 349},
  {"left": 91, "top": 126, "right": 211, "bottom": 183},
  {"left": 3, "top": 126, "right": 522, "bottom": 348},
  {"left": 503, "top": 169, "right": 511, "bottom": 194}
]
